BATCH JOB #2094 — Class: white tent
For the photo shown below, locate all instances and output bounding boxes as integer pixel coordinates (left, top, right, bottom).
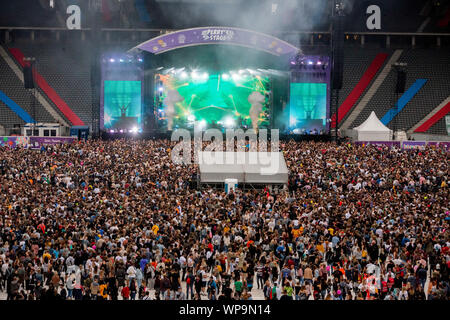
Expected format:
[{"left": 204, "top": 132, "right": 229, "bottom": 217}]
[{"left": 353, "top": 111, "right": 392, "bottom": 141}]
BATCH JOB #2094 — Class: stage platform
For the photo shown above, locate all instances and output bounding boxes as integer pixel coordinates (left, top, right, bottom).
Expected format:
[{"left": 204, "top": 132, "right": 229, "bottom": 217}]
[{"left": 198, "top": 151, "right": 288, "bottom": 185}]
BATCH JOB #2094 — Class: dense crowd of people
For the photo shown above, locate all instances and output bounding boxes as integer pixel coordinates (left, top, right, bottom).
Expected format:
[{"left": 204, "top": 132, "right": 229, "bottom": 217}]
[{"left": 0, "top": 139, "right": 448, "bottom": 300}]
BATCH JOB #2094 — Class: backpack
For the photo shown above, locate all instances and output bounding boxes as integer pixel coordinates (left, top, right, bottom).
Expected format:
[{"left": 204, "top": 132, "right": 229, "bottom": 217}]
[{"left": 271, "top": 287, "right": 277, "bottom": 300}]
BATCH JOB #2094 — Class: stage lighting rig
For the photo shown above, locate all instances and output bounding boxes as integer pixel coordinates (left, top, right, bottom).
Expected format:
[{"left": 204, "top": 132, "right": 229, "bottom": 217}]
[{"left": 334, "top": 0, "right": 346, "bottom": 16}]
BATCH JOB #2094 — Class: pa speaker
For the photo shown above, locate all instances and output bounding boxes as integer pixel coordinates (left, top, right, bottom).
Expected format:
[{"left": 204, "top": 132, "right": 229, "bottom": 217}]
[
  {"left": 396, "top": 70, "right": 407, "bottom": 93},
  {"left": 332, "top": 15, "right": 345, "bottom": 90},
  {"left": 23, "top": 66, "right": 34, "bottom": 89}
]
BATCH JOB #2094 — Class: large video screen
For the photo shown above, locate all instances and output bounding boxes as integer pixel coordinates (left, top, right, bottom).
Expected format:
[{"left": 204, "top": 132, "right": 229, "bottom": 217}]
[
  {"left": 289, "top": 82, "right": 327, "bottom": 133},
  {"left": 155, "top": 72, "right": 271, "bottom": 130},
  {"left": 103, "top": 80, "right": 142, "bottom": 130}
]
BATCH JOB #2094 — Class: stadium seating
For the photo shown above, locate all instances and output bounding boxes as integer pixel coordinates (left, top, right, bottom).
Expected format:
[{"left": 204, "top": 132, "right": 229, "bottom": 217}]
[
  {"left": 348, "top": 48, "right": 450, "bottom": 135},
  {"left": 336, "top": 46, "right": 393, "bottom": 125},
  {"left": 0, "top": 52, "right": 54, "bottom": 128},
  {"left": 9, "top": 40, "right": 92, "bottom": 126}
]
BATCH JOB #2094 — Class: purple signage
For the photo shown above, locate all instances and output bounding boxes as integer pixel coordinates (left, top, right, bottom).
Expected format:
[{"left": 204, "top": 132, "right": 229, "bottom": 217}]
[
  {"left": 402, "top": 141, "right": 427, "bottom": 150},
  {"left": 354, "top": 141, "right": 450, "bottom": 150},
  {"left": 355, "top": 141, "right": 402, "bottom": 147},
  {"left": 0, "top": 136, "right": 29, "bottom": 148},
  {"left": 437, "top": 142, "right": 450, "bottom": 149},
  {"left": 29, "top": 137, "right": 77, "bottom": 149},
  {"left": 132, "top": 27, "right": 300, "bottom": 57}
]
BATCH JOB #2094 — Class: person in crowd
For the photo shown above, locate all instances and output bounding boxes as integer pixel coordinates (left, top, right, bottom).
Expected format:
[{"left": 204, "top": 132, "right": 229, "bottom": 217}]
[{"left": 0, "top": 139, "right": 448, "bottom": 300}]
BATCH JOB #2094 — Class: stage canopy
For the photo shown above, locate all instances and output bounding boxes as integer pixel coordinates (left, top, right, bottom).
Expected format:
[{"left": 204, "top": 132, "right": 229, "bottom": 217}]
[
  {"left": 199, "top": 152, "right": 289, "bottom": 184},
  {"left": 353, "top": 111, "right": 392, "bottom": 141}
]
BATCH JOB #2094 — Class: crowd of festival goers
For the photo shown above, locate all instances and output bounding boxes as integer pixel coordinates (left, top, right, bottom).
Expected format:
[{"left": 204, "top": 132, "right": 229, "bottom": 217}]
[{"left": 0, "top": 139, "right": 448, "bottom": 300}]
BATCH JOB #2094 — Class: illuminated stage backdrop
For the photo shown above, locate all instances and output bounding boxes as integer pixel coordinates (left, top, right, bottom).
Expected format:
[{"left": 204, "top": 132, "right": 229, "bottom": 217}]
[
  {"left": 289, "top": 83, "right": 327, "bottom": 133},
  {"left": 103, "top": 80, "right": 142, "bottom": 130},
  {"left": 100, "top": 54, "right": 144, "bottom": 131},
  {"left": 155, "top": 72, "right": 271, "bottom": 129},
  {"left": 288, "top": 55, "right": 331, "bottom": 133}
]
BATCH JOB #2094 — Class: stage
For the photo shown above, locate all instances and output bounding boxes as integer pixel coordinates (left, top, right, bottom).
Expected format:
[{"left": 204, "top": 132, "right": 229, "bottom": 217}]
[{"left": 99, "top": 27, "right": 332, "bottom": 139}]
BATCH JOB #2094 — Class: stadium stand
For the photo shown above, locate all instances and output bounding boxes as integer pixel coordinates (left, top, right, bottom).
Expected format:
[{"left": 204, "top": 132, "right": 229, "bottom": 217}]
[
  {"left": 331, "top": 47, "right": 393, "bottom": 127},
  {"left": 0, "top": 50, "right": 54, "bottom": 128},
  {"left": 349, "top": 48, "right": 450, "bottom": 135},
  {"left": 8, "top": 40, "right": 90, "bottom": 126},
  {"left": 393, "top": 48, "right": 450, "bottom": 135}
]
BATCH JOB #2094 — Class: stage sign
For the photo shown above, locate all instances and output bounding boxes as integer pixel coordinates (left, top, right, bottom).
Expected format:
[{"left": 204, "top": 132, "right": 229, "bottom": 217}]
[{"left": 131, "top": 27, "right": 300, "bottom": 56}]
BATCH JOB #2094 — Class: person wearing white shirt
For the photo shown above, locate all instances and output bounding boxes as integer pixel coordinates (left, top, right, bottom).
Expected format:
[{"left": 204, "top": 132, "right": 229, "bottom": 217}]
[
  {"left": 179, "top": 255, "right": 187, "bottom": 280},
  {"left": 223, "top": 235, "right": 230, "bottom": 252},
  {"left": 398, "top": 287, "right": 408, "bottom": 300},
  {"left": 127, "top": 264, "right": 137, "bottom": 287}
]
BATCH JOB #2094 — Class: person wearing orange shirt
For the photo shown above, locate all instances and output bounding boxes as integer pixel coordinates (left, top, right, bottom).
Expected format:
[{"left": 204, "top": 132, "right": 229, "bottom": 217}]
[{"left": 152, "top": 224, "right": 159, "bottom": 235}]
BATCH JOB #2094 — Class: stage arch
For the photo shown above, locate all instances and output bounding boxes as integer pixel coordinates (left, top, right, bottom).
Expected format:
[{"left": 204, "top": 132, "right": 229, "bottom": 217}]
[{"left": 128, "top": 27, "right": 300, "bottom": 57}]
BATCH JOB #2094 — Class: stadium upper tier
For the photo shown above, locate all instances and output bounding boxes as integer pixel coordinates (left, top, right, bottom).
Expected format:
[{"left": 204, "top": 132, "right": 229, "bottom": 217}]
[{"left": 0, "top": 0, "right": 449, "bottom": 33}]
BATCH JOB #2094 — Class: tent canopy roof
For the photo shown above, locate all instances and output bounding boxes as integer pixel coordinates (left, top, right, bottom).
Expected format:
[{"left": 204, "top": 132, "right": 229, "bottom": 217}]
[{"left": 354, "top": 111, "right": 391, "bottom": 132}]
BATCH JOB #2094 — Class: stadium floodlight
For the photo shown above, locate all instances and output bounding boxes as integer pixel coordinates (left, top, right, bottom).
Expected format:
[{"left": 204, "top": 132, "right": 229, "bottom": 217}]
[
  {"left": 119, "top": 129, "right": 124, "bottom": 133},
  {"left": 222, "top": 73, "right": 230, "bottom": 80},
  {"left": 109, "top": 58, "right": 115, "bottom": 62},
  {"left": 181, "top": 71, "right": 188, "bottom": 79},
  {"left": 308, "top": 61, "right": 313, "bottom": 65},
  {"left": 202, "top": 72, "right": 209, "bottom": 79},
  {"left": 317, "top": 61, "right": 322, "bottom": 65},
  {"left": 187, "top": 114, "right": 195, "bottom": 122},
  {"left": 199, "top": 120, "right": 206, "bottom": 129},
  {"left": 109, "top": 129, "right": 115, "bottom": 133},
  {"left": 232, "top": 73, "right": 241, "bottom": 81}
]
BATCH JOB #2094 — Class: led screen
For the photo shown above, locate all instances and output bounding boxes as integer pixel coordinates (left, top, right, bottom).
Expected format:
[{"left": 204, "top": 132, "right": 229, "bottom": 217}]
[
  {"left": 155, "top": 72, "right": 271, "bottom": 129},
  {"left": 289, "top": 82, "right": 327, "bottom": 133},
  {"left": 103, "top": 80, "right": 142, "bottom": 130}
]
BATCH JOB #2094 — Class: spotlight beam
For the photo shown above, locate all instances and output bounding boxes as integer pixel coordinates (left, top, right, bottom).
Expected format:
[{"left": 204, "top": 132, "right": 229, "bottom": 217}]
[{"left": 228, "top": 95, "right": 238, "bottom": 114}]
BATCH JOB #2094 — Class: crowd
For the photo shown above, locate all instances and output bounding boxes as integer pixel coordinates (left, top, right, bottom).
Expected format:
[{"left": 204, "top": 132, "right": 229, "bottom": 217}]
[{"left": 0, "top": 139, "right": 448, "bottom": 300}]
